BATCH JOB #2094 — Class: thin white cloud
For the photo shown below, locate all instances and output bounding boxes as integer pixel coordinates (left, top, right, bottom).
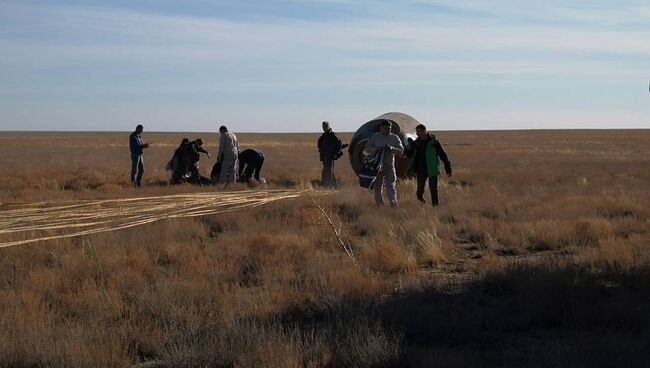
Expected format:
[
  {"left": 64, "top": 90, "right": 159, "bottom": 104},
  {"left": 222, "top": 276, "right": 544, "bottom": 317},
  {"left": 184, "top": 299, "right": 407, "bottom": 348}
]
[
  {"left": 553, "top": 4, "right": 650, "bottom": 25},
  {"left": 410, "top": 0, "right": 650, "bottom": 25},
  {"left": 0, "top": 2, "right": 648, "bottom": 131},
  {"left": 2, "top": 4, "right": 649, "bottom": 71}
]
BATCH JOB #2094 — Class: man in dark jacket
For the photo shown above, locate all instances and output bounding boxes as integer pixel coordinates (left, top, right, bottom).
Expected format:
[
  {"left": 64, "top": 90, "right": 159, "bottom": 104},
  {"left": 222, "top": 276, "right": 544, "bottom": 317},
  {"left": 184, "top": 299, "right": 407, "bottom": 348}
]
[
  {"left": 171, "top": 138, "right": 211, "bottom": 184},
  {"left": 166, "top": 138, "right": 190, "bottom": 173},
  {"left": 129, "top": 124, "right": 149, "bottom": 188},
  {"left": 238, "top": 148, "right": 265, "bottom": 184},
  {"left": 406, "top": 124, "right": 452, "bottom": 206},
  {"left": 317, "top": 121, "right": 343, "bottom": 187}
]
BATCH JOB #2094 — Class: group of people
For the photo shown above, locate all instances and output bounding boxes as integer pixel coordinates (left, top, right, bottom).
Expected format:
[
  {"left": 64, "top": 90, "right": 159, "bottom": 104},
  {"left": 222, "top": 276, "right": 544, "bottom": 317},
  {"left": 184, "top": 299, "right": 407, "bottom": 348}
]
[
  {"left": 318, "top": 120, "right": 452, "bottom": 207},
  {"left": 129, "top": 124, "right": 265, "bottom": 188},
  {"left": 131, "top": 119, "right": 452, "bottom": 207},
  {"left": 167, "top": 137, "right": 211, "bottom": 185}
]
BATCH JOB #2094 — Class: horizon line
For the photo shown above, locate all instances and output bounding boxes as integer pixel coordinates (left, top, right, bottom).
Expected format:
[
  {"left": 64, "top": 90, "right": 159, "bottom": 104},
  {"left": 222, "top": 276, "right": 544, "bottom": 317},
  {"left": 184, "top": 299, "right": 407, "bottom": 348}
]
[{"left": 1, "top": 127, "right": 650, "bottom": 134}]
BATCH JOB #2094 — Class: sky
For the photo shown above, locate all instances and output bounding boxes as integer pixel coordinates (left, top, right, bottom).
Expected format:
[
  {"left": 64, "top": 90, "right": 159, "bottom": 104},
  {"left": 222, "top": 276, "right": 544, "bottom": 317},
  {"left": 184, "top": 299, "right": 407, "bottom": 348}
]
[{"left": 0, "top": 0, "right": 648, "bottom": 132}]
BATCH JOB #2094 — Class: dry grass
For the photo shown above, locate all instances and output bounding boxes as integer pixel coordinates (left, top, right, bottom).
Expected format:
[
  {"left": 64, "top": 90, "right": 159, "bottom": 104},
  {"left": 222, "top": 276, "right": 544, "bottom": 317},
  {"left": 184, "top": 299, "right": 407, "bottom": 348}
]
[{"left": 0, "top": 129, "right": 649, "bottom": 367}]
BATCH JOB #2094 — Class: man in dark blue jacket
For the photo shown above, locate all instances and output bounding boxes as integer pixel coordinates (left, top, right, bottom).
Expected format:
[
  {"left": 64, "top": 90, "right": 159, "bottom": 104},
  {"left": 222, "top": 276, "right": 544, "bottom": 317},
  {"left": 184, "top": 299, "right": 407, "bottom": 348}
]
[{"left": 129, "top": 124, "right": 149, "bottom": 188}]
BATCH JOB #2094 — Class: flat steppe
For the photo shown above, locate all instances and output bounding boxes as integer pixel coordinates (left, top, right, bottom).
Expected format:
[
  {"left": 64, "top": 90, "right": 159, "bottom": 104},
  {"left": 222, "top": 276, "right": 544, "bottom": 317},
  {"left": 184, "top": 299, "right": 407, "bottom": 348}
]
[{"left": 0, "top": 130, "right": 649, "bottom": 367}]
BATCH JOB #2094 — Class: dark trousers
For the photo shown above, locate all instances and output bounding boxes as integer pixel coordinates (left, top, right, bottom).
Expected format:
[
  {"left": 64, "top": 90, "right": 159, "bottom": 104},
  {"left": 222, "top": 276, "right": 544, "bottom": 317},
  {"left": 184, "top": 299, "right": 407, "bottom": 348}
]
[
  {"left": 416, "top": 172, "right": 439, "bottom": 206},
  {"left": 321, "top": 159, "right": 336, "bottom": 187},
  {"left": 131, "top": 154, "right": 144, "bottom": 187},
  {"left": 172, "top": 160, "right": 211, "bottom": 185},
  {"left": 171, "top": 157, "right": 190, "bottom": 184},
  {"left": 187, "top": 162, "right": 201, "bottom": 184},
  {"left": 239, "top": 159, "right": 264, "bottom": 182}
]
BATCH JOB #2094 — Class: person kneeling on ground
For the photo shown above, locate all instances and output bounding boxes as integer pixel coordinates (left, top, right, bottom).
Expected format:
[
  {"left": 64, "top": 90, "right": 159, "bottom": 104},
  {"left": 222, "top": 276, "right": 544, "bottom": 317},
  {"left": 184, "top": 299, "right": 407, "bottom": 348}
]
[
  {"left": 166, "top": 138, "right": 190, "bottom": 174},
  {"left": 171, "top": 138, "right": 211, "bottom": 185},
  {"left": 238, "top": 148, "right": 266, "bottom": 185},
  {"left": 406, "top": 124, "right": 452, "bottom": 206}
]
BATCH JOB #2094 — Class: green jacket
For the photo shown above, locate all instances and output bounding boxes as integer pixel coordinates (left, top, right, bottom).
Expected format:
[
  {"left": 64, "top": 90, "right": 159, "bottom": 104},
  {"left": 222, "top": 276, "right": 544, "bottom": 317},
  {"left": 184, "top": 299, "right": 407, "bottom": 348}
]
[{"left": 406, "top": 134, "right": 451, "bottom": 177}]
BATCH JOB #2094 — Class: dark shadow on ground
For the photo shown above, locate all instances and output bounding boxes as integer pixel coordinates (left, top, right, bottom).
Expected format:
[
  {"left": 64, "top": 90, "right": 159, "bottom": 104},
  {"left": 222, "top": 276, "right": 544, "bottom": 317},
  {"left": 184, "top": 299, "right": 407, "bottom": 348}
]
[
  {"left": 153, "top": 262, "right": 650, "bottom": 368},
  {"left": 377, "top": 263, "right": 650, "bottom": 367}
]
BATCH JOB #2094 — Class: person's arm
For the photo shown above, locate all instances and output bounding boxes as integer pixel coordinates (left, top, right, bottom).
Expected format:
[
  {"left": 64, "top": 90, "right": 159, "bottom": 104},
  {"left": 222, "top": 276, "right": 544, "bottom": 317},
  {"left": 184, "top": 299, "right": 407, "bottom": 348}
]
[
  {"left": 435, "top": 140, "right": 452, "bottom": 176},
  {"left": 333, "top": 135, "right": 344, "bottom": 160},
  {"left": 217, "top": 136, "right": 225, "bottom": 161},
  {"left": 317, "top": 135, "right": 323, "bottom": 152},
  {"left": 129, "top": 134, "right": 136, "bottom": 153},
  {"left": 238, "top": 159, "right": 244, "bottom": 177},
  {"left": 197, "top": 146, "right": 211, "bottom": 158},
  {"left": 135, "top": 135, "right": 146, "bottom": 149},
  {"left": 389, "top": 136, "right": 404, "bottom": 155}
]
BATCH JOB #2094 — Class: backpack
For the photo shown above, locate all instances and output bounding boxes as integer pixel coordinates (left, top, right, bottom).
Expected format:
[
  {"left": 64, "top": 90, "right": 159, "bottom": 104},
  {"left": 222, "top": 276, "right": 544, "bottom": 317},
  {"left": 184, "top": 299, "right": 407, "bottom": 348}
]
[{"left": 358, "top": 151, "right": 383, "bottom": 190}]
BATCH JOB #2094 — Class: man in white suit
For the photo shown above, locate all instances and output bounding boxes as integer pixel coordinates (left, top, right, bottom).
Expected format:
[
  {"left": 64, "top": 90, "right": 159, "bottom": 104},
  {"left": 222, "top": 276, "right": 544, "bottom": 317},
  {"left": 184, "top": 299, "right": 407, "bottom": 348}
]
[{"left": 216, "top": 125, "right": 239, "bottom": 184}]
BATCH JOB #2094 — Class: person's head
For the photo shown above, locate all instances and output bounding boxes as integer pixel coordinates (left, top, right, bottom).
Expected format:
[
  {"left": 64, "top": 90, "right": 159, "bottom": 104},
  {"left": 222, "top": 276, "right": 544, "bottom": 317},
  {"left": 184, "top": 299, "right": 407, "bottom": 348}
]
[
  {"left": 379, "top": 120, "right": 392, "bottom": 135},
  {"left": 219, "top": 125, "right": 228, "bottom": 133},
  {"left": 195, "top": 138, "right": 203, "bottom": 146},
  {"left": 135, "top": 124, "right": 143, "bottom": 134},
  {"left": 415, "top": 124, "right": 428, "bottom": 139},
  {"left": 181, "top": 138, "right": 189, "bottom": 144},
  {"left": 322, "top": 121, "right": 331, "bottom": 133}
]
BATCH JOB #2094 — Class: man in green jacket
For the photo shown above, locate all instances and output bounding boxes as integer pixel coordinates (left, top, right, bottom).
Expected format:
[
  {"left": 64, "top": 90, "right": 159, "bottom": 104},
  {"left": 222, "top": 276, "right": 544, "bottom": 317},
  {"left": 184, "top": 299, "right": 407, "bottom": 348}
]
[{"left": 406, "top": 124, "right": 452, "bottom": 206}]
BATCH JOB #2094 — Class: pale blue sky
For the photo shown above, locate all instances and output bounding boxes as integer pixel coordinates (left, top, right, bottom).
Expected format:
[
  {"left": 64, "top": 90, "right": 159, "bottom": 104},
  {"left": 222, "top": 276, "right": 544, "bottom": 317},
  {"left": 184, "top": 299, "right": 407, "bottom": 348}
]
[{"left": 0, "top": 0, "right": 648, "bottom": 132}]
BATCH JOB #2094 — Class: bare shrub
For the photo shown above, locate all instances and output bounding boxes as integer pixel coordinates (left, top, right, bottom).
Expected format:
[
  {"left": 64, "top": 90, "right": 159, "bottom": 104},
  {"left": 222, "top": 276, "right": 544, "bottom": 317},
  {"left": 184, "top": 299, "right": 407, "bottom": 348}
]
[
  {"left": 575, "top": 218, "right": 614, "bottom": 246},
  {"left": 413, "top": 230, "right": 446, "bottom": 266},
  {"left": 525, "top": 220, "right": 575, "bottom": 251},
  {"left": 361, "top": 239, "right": 417, "bottom": 274},
  {"left": 611, "top": 217, "right": 649, "bottom": 238}
]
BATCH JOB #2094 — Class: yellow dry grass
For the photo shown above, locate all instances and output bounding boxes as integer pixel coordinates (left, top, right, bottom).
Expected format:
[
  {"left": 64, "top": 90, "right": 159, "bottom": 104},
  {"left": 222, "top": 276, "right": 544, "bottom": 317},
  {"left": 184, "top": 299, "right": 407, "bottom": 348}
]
[{"left": 0, "top": 129, "right": 649, "bottom": 367}]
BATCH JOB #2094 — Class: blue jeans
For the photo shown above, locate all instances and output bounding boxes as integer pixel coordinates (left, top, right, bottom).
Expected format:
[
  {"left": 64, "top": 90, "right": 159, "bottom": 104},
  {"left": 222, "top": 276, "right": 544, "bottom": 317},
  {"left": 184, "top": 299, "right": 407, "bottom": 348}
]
[
  {"left": 131, "top": 154, "right": 144, "bottom": 187},
  {"left": 417, "top": 172, "right": 439, "bottom": 206}
]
